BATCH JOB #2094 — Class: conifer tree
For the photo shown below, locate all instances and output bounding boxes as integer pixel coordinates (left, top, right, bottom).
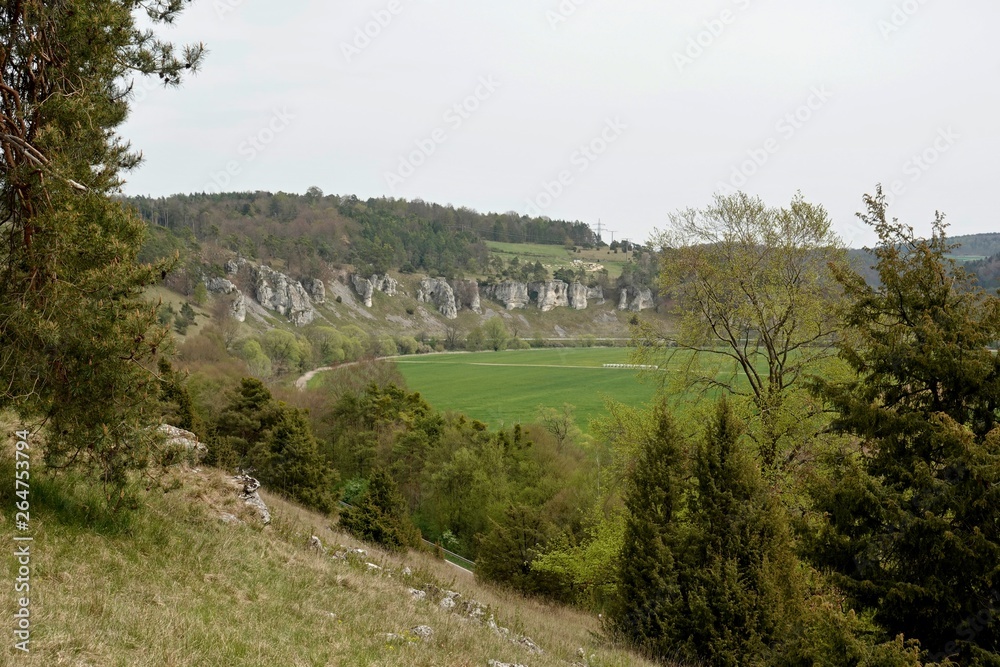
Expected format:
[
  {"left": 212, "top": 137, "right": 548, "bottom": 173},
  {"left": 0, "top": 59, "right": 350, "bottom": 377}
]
[
  {"left": 257, "top": 407, "right": 337, "bottom": 514},
  {"left": 610, "top": 402, "right": 683, "bottom": 658},
  {"left": 671, "top": 399, "right": 800, "bottom": 666},
  {"left": 339, "top": 468, "right": 420, "bottom": 552},
  {"left": 812, "top": 188, "right": 1000, "bottom": 664},
  {"left": 0, "top": 1, "right": 203, "bottom": 495}
]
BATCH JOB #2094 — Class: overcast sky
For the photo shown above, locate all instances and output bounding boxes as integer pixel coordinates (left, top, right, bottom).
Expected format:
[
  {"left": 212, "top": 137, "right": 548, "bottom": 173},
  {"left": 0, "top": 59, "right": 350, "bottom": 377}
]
[{"left": 121, "top": 1, "right": 1000, "bottom": 248}]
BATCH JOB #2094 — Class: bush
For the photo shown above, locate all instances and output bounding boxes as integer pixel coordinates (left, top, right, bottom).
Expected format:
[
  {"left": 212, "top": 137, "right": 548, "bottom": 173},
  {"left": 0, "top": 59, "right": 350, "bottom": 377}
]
[{"left": 339, "top": 469, "right": 420, "bottom": 551}]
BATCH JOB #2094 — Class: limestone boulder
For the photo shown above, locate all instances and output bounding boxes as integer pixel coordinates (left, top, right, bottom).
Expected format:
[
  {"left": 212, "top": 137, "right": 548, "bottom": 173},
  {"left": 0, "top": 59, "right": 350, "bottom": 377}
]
[
  {"left": 351, "top": 274, "right": 375, "bottom": 307},
  {"left": 205, "top": 277, "right": 236, "bottom": 294},
  {"left": 484, "top": 281, "right": 530, "bottom": 310},
  {"left": 568, "top": 282, "right": 589, "bottom": 310},
  {"left": 417, "top": 278, "right": 458, "bottom": 319},
  {"left": 252, "top": 265, "right": 316, "bottom": 326},
  {"left": 529, "top": 280, "right": 569, "bottom": 312},
  {"left": 451, "top": 279, "right": 482, "bottom": 314}
]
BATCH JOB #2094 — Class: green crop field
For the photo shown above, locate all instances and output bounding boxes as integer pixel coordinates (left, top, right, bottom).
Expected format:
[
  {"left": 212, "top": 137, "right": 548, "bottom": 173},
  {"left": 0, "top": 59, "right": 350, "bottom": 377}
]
[
  {"left": 391, "top": 348, "right": 662, "bottom": 430},
  {"left": 309, "top": 347, "right": 776, "bottom": 432}
]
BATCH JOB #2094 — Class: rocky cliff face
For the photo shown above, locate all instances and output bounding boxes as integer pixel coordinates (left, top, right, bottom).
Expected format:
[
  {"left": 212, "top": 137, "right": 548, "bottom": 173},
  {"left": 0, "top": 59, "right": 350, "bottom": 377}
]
[
  {"left": 484, "top": 281, "right": 530, "bottom": 310},
  {"left": 529, "top": 281, "right": 570, "bottom": 312},
  {"left": 371, "top": 274, "right": 398, "bottom": 297},
  {"left": 230, "top": 292, "right": 247, "bottom": 322},
  {"left": 352, "top": 275, "right": 375, "bottom": 307},
  {"left": 302, "top": 278, "right": 326, "bottom": 304},
  {"left": 618, "top": 286, "right": 655, "bottom": 312},
  {"left": 587, "top": 285, "right": 605, "bottom": 305},
  {"left": 253, "top": 265, "right": 316, "bottom": 326},
  {"left": 417, "top": 278, "right": 458, "bottom": 319},
  {"left": 352, "top": 274, "right": 398, "bottom": 307},
  {"left": 451, "top": 279, "right": 482, "bottom": 314},
  {"left": 568, "top": 282, "right": 589, "bottom": 310}
]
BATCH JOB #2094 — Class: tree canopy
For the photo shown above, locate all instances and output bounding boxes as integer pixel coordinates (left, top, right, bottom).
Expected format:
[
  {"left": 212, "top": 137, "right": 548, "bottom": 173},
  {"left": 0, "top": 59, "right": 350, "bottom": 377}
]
[
  {"left": 0, "top": 1, "right": 203, "bottom": 495},
  {"left": 810, "top": 188, "right": 1000, "bottom": 664}
]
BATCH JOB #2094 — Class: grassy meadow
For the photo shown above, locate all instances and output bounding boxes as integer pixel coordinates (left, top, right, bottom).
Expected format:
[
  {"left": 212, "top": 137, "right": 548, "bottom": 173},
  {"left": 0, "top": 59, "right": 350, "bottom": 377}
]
[
  {"left": 308, "top": 347, "right": 774, "bottom": 431},
  {"left": 383, "top": 348, "right": 661, "bottom": 431},
  {"left": 486, "top": 241, "right": 633, "bottom": 279}
]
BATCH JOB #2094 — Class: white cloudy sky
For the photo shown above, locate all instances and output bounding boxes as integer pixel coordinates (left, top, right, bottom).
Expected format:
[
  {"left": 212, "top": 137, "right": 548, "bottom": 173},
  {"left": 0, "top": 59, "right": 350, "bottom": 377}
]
[{"left": 121, "top": 0, "right": 1000, "bottom": 247}]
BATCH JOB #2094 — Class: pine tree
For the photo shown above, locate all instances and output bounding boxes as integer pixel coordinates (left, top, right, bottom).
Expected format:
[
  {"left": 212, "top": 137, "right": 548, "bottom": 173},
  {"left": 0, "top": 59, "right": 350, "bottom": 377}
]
[
  {"left": 610, "top": 402, "right": 683, "bottom": 658},
  {"left": 339, "top": 468, "right": 420, "bottom": 552},
  {"left": 257, "top": 407, "right": 337, "bottom": 514},
  {"left": 0, "top": 1, "right": 203, "bottom": 496},
  {"left": 812, "top": 188, "right": 1000, "bottom": 664},
  {"left": 672, "top": 399, "right": 801, "bottom": 666}
]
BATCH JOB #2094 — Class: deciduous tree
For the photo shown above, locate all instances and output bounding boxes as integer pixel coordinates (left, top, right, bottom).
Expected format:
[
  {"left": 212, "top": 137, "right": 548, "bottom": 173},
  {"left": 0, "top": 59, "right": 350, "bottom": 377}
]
[{"left": 643, "top": 192, "right": 848, "bottom": 471}]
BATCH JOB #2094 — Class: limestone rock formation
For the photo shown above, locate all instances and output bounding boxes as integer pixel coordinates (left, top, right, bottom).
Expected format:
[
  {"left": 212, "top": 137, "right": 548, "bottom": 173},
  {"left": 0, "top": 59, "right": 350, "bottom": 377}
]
[
  {"left": 618, "top": 286, "right": 655, "bottom": 312},
  {"left": 587, "top": 285, "right": 605, "bottom": 305},
  {"left": 302, "top": 278, "right": 326, "bottom": 304},
  {"left": 225, "top": 259, "right": 240, "bottom": 276},
  {"left": 205, "top": 277, "right": 236, "bottom": 294},
  {"left": 451, "top": 279, "right": 482, "bottom": 314},
  {"left": 157, "top": 424, "right": 207, "bottom": 462},
  {"left": 568, "top": 282, "right": 589, "bottom": 310},
  {"left": 484, "top": 281, "right": 530, "bottom": 310},
  {"left": 371, "top": 274, "right": 398, "bottom": 297},
  {"left": 252, "top": 265, "right": 316, "bottom": 326},
  {"left": 352, "top": 275, "right": 375, "bottom": 307},
  {"left": 230, "top": 291, "right": 247, "bottom": 322},
  {"left": 529, "top": 280, "right": 569, "bottom": 312},
  {"left": 417, "top": 278, "right": 458, "bottom": 319},
  {"left": 235, "top": 474, "right": 271, "bottom": 525}
]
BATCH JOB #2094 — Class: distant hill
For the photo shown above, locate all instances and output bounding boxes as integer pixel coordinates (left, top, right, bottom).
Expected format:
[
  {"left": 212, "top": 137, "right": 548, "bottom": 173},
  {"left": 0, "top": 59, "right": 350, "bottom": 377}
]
[
  {"left": 127, "top": 191, "right": 602, "bottom": 280},
  {"left": 848, "top": 231, "right": 1000, "bottom": 288}
]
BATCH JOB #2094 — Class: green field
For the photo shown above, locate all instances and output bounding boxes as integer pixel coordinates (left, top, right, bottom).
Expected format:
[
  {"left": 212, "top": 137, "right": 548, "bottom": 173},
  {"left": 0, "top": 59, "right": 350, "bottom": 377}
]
[
  {"left": 486, "top": 240, "right": 631, "bottom": 279},
  {"left": 390, "top": 348, "right": 661, "bottom": 430}
]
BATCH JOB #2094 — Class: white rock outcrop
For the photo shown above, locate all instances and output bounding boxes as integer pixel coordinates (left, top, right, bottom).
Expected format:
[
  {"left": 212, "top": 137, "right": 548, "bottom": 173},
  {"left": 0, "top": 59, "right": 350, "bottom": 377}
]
[
  {"left": 568, "top": 282, "right": 589, "bottom": 310},
  {"left": 352, "top": 275, "right": 375, "bottom": 307},
  {"left": 587, "top": 285, "right": 605, "bottom": 305},
  {"left": 618, "top": 286, "right": 655, "bottom": 312},
  {"left": 205, "top": 277, "right": 236, "bottom": 294},
  {"left": 451, "top": 279, "right": 482, "bottom": 314},
  {"left": 417, "top": 278, "right": 458, "bottom": 319},
  {"left": 302, "top": 278, "right": 326, "bottom": 304},
  {"left": 484, "top": 281, "right": 530, "bottom": 310},
  {"left": 235, "top": 474, "right": 271, "bottom": 525},
  {"left": 252, "top": 265, "right": 316, "bottom": 326},
  {"left": 529, "top": 281, "right": 569, "bottom": 312},
  {"left": 230, "top": 291, "right": 247, "bottom": 322},
  {"left": 371, "top": 274, "right": 398, "bottom": 297},
  {"left": 156, "top": 424, "right": 207, "bottom": 462}
]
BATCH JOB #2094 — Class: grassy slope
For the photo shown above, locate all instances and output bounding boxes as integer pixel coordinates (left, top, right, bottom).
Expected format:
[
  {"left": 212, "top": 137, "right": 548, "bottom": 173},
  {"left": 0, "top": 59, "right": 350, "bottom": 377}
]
[
  {"left": 486, "top": 241, "right": 632, "bottom": 280},
  {"left": 0, "top": 440, "right": 658, "bottom": 667}
]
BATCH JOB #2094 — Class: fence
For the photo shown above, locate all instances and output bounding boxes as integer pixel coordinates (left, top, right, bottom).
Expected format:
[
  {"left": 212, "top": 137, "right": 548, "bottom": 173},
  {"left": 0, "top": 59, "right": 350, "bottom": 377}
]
[{"left": 338, "top": 501, "right": 476, "bottom": 572}]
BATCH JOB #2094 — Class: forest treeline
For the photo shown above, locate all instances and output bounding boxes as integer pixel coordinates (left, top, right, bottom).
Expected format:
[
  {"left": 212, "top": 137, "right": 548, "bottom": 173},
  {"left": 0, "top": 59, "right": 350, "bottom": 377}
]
[{"left": 128, "top": 190, "right": 601, "bottom": 279}]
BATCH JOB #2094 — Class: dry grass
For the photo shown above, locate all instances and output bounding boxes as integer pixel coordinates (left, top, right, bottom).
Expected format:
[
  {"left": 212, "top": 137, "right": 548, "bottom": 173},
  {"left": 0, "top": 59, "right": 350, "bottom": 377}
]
[{"left": 0, "top": 427, "right": 659, "bottom": 667}]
